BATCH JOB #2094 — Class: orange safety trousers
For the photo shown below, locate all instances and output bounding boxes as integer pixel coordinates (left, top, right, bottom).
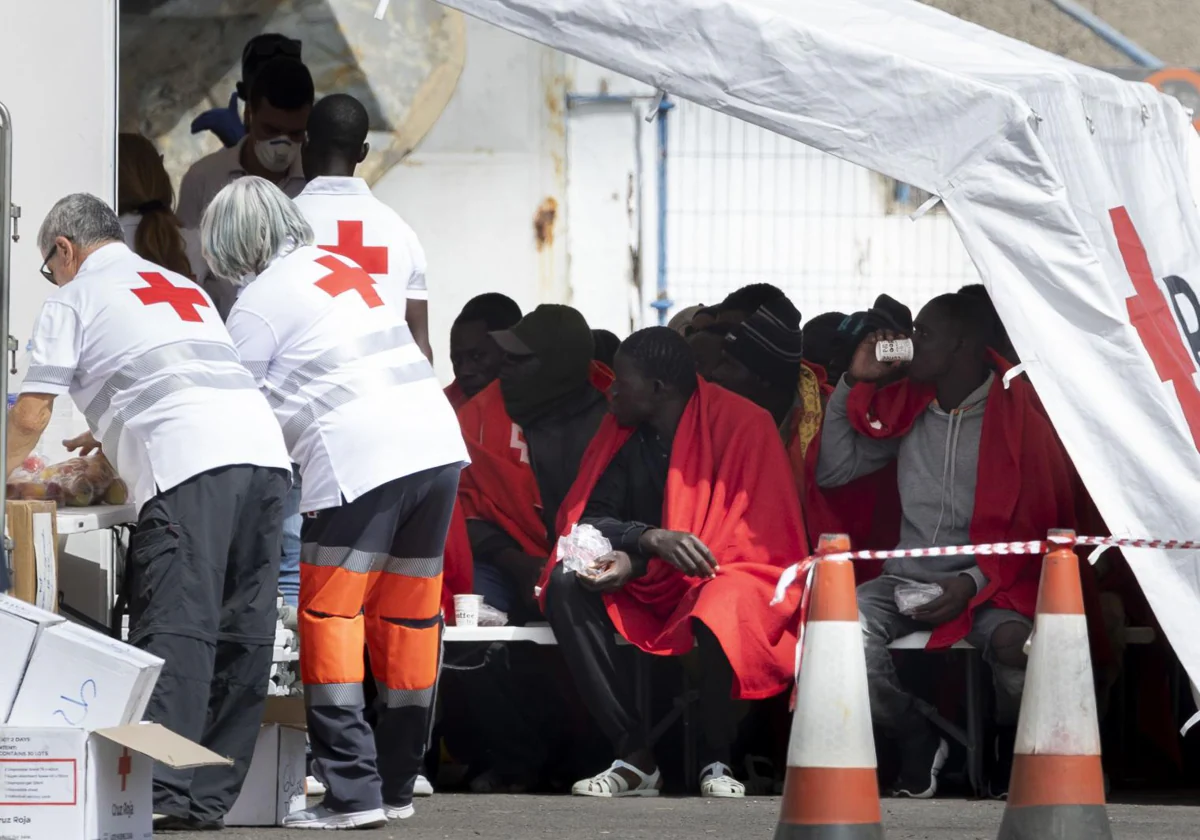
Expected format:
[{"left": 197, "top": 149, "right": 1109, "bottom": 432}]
[{"left": 299, "top": 560, "right": 443, "bottom": 708}]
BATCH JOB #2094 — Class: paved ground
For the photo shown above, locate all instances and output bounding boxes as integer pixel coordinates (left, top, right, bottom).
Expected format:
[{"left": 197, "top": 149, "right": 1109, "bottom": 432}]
[{"left": 169, "top": 795, "right": 1200, "bottom": 839}]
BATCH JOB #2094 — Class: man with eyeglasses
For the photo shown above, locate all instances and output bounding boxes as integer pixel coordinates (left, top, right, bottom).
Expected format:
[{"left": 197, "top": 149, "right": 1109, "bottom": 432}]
[{"left": 10, "top": 193, "right": 293, "bottom": 830}]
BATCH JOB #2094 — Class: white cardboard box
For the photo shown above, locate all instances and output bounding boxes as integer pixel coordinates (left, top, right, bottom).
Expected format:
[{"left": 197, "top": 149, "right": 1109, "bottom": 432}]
[
  {"left": 0, "top": 596, "right": 64, "bottom": 722},
  {"left": 7, "top": 622, "right": 163, "bottom": 729},
  {"left": 224, "top": 698, "right": 307, "bottom": 827},
  {"left": 0, "top": 723, "right": 229, "bottom": 840}
]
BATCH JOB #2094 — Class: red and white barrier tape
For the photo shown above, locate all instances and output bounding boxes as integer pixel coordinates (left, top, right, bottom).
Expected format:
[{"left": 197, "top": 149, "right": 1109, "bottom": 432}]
[{"left": 771, "top": 535, "right": 1200, "bottom": 606}]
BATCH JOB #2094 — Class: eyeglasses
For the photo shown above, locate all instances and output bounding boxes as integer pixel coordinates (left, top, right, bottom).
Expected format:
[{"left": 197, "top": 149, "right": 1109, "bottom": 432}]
[{"left": 39, "top": 244, "right": 56, "bottom": 283}]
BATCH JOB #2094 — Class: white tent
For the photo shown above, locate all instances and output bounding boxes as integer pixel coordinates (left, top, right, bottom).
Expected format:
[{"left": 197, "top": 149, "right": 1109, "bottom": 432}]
[{"left": 430, "top": 0, "right": 1200, "bottom": 686}]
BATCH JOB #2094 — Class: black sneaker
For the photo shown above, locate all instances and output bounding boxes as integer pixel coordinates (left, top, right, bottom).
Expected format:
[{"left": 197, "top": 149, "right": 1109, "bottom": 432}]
[
  {"left": 988, "top": 727, "right": 1016, "bottom": 800},
  {"left": 152, "top": 814, "right": 224, "bottom": 831},
  {"left": 891, "top": 732, "right": 950, "bottom": 799}
]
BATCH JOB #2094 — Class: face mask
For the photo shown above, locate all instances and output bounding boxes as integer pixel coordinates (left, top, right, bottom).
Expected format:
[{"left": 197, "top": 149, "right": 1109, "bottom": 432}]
[{"left": 254, "top": 136, "right": 298, "bottom": 173}]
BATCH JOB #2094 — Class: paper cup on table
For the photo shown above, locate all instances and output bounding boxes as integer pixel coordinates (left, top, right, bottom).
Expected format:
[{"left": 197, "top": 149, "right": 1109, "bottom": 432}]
[{"left": 454, "top": 594, "right": 484, "bottom": 628}]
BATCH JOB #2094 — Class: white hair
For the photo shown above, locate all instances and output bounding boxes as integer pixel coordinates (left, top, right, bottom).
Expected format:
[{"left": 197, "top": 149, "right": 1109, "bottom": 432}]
[
  {"left": 37, "top": 193, "right": 123, "bottom": 255},
  {"left": 200, "top": 176, "right": 314, "bottom": 284}
]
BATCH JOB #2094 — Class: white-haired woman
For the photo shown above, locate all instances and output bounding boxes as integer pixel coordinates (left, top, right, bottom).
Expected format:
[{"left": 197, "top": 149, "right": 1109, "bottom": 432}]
[{"left": 204, "top": 177, "right": 466, "bottom": 831}]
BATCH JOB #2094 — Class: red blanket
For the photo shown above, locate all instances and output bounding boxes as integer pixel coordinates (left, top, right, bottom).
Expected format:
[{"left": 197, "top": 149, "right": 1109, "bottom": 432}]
[
  {"left": 441, "top": 504, "right": 473, "bottom": 620},
  {"left": 844, "top": 354, "right": 1078, "bottom": 648},
  {"left": 541, "top": 379, "right": 809, "bottom": 700},
  {"left": 456, "top": 380, "right": 550, "bottom": 556},
  {"left": 444, "top": 380, "right": 470, "bottom": 411}
]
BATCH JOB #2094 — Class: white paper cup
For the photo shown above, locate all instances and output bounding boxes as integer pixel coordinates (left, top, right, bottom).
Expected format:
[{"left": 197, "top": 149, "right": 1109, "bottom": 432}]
[
  {"left": 875, "top": 338, "right": 914, "bottom": 363},
  {"left": 454, "top": 594, "right": 484, "bottom": 628}
]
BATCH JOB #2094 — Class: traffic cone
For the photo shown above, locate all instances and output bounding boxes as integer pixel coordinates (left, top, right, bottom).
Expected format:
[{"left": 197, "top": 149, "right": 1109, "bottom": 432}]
[
  {"left": 998, "top": 530, "right": 1112, "bottom": 840},
  {"left": 776, "top": 534, "right": 883, "bottom": 840}
]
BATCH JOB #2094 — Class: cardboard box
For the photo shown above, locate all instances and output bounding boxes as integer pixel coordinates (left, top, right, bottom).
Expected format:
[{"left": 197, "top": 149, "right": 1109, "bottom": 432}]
[
  {"left": 224, "top": 698, "right": 307, "bottom": 827},
  {"left": 0, "top": 596, "right": 64, "bottom": 722},
  {"left": 0, "top": 723, "right": 230, "bottom": 840},
  {"left": 8, "top": 622, "right": 163, "bottom": 729},
  {"left": 4, "top": 501, "right": 59, "bottom": 612}
]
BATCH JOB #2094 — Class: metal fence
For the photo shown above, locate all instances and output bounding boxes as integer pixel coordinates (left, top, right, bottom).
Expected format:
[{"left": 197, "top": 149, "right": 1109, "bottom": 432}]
[{"left": 662, "top": 99, "right": 980, "bottom": 321}]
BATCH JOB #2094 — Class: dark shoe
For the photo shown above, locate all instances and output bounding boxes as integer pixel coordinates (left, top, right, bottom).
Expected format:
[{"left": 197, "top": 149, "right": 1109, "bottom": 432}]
[
  {"left": 891, "top": 731, "right": 949, "bottom": 799},
  {"left": 988, "top": 726, "right": 1017, "bottom": 800},
  {"left": 152, "top": 814, "right": 224, "bottom": 831}
]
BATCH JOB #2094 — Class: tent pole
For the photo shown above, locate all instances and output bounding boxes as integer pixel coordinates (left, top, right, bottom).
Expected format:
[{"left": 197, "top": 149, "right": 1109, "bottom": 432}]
[
  {"left": 0, "top": 102, "right": 13, "bottom": 593},
  {"left": 1044, "top": 0, "right": 1165, "bottom": 69},
  {"left": 652, "top": 95, "right": 674, "bottom": 325}
]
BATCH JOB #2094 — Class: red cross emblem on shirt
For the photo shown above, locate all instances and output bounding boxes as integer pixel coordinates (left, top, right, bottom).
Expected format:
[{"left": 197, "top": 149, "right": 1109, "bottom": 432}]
[
  {"left": 315, "top": 255, "right": 383, "bottom": 308},
  {"left": 131, "top": 272, "right": 210, "bottom": 322},
  {"left": 117, "top": 748, "right": 132, "bottom": 792},
  {"left": 1112, "top": 206, "right": 1200, "bottom": 448},
  {"left": 320, "top": 220, "right": 388, "bottom": 275}
]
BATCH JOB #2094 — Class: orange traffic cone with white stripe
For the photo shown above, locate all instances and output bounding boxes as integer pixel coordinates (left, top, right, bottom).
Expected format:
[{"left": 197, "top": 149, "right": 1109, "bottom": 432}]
[
  {"left": 776, "top": 534, "right": 883, "bottom": 840},
  {"left": 998, "top": 530, "right": 1112, "bottom": 839}
]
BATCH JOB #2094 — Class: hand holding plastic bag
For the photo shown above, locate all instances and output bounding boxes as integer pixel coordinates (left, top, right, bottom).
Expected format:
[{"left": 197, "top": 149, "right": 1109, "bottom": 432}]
[
  {"left": 893, "top": 581, "right": 944, "bottom": 616},
  {"left": 556, "top": 524, "right": 613, "bottom": 578}
]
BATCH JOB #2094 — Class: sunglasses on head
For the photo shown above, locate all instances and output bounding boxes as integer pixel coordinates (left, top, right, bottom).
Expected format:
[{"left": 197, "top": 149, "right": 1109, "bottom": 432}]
[{"left": 243, "top": 36, "right": 302, "bottom": 63}]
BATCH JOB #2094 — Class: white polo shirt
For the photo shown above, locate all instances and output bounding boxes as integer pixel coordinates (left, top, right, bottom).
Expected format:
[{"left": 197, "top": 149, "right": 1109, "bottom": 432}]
[
  {"left": 21, "top": 243, "right": 292, "bottom": 512},
  {"left": 292, "top": 176, "right": 427, "bottom": 301},
  {"left": 176, "top": 138, "right": 307, "bottom": 229},
  {"left": 226, "top": 245, "right": 465, "bottom": 513}
]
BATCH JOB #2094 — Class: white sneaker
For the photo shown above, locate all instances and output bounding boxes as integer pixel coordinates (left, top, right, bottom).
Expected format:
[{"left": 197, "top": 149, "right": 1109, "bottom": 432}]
[
  {"left": 384, "top": 802, "right": 415, "bottom": 820},
  {"left": 282, "top": 804, "right": 386, "bottom": 829},
  {"left": 414, "top": 774, "right": 434, "bottom": 797},
  {"left": 306, "top": 775, "right": 327, "bottom": 797}
]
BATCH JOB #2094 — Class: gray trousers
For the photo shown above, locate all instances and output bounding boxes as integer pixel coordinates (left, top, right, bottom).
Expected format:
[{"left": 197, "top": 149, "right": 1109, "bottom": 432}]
[
  {"left": 302, "top": 464, "right": 459, "bottom": 813},
  {"left": 129, "top": 464, "right": 290, "bottom": 822},
  {"left": 858, "top": 575, "right": 1031, "bottom": 736}
]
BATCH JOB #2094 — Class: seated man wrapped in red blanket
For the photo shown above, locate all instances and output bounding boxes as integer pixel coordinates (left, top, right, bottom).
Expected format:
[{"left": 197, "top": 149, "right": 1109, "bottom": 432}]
[
  {"left": 538, "top": 327, "right": 808, "bottom": 800},
  {"left": 456, "top": 304, "right": 613, "bottom": 622},
  {"left": 816, "top": 292, "right": 1077, "bottom": 800}
]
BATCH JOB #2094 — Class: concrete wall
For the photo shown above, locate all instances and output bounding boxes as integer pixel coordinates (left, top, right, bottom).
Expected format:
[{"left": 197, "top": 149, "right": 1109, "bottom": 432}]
[{"left": 373, "top": 17, "right": 570, "bottom": 377}]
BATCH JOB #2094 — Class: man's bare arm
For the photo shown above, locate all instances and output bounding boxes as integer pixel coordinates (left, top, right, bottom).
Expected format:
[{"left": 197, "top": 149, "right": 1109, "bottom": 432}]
[
  {"left": 406, "top": 299, "right": 433, "bottom": 363},
  {"left": 6, "top": 394, "right": 54, "bottom": 478}
]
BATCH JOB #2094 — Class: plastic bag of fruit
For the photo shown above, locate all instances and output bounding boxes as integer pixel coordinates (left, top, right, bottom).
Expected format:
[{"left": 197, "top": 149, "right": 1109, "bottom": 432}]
[{"left": 6, "top": 453, "right": 126, "bottom": 506}]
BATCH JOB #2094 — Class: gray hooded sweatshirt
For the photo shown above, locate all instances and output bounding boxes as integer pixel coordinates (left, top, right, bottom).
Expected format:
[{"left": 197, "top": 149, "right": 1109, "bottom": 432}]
[{"left": 815, "top": 373, "right": 995, "bottom": 590}]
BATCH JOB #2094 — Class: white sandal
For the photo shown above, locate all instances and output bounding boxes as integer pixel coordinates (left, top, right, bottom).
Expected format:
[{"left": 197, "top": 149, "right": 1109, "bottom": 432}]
[
  {"left": 699, "top": 762, "right": 745, "bottom": 798},
  {"left": 572, "top": 760, "right": 662, "bottom": 798}
]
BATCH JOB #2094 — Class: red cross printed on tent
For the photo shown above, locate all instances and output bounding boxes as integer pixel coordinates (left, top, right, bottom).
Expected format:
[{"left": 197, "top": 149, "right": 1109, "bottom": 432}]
[
  {"left": 117, "top": 748, "right": 132, "bottom": 792},
  {"left": 320, "top": 220, "right": 388, "bottom": 275},
  {"left": 314, "top": 255, "right": 383, "bottom": 308},
  {"left": 131, "top": 272, "right": 210, "bottom": 322},
  {"left": 1112, "top": 207, "right": 1200, "bottom": 448}
]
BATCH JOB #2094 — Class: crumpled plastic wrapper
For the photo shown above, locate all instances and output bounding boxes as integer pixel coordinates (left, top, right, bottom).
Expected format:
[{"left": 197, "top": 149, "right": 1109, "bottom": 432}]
[
  {"left": 478, "top": 603, "right": 509, "bottom": 627},
  {"left": 557, "top": 523, "right": 613, "bottom": 577},
  {"left": 894, "top": 582, "right": 943, "bottom": 616}
]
